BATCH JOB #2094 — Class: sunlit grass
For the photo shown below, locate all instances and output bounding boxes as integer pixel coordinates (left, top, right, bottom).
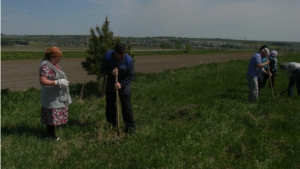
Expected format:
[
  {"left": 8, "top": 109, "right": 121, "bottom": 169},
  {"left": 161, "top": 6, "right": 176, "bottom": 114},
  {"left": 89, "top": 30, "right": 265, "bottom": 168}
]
[
  {"left": 29, "top": 41, "right": 44, "bottom": 46},
  {"left": 1, "top": 53, "right": 300, "bottom": 168}
]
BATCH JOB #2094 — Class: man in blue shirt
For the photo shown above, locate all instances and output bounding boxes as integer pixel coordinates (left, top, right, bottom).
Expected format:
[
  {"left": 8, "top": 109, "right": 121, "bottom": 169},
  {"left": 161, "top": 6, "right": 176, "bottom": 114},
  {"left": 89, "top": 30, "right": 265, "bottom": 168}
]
[
  {"left": 100, "top": 43, "right": 136, "bottom": 134},
  {"left": 246, "top": 45, "right": 270, "bottom": 102}
]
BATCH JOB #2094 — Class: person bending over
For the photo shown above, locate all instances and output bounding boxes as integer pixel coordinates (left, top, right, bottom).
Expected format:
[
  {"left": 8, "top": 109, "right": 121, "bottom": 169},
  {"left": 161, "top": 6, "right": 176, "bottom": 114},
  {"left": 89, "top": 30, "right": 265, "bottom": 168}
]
[{"left": 280, "top": 62, "right": 300, "bottom": 96}]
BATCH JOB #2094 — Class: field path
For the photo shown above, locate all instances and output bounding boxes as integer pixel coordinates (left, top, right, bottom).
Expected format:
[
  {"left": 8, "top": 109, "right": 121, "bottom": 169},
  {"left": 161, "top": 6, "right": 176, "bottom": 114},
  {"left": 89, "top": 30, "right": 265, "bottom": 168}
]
[{"left": 1, "top": 52, "right": 253, "bottom": 91}]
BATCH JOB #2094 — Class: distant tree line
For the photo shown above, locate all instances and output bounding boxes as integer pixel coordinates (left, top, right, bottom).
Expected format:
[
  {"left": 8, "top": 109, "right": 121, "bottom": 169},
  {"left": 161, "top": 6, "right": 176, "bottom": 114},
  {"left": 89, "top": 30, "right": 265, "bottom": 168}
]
[
  {"left": 271, "top": 42, "right": 292, "bottom": 46},
  {"left": 1, "top": 38, "right": 13, "bottom": 46},
  {"left": 2, "top": 33, "right": 299, "bottom": 51},
  {"left": 1, "top": 38, "right": 29, "bottom": 46},
  {"left": 160, "top": 42, "right": 172, "bottom": 49}
]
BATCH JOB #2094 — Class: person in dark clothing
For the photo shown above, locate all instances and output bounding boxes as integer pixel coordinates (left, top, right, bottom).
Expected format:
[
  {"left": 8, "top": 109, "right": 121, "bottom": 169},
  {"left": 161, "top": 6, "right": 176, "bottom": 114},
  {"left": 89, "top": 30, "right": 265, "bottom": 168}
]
[
  {"left": 258, "top": 55, "right": 269, "bottom": 92},
  {"left": 100, "top": 43, "right": 136, "bottom": 134},
  {"left": 258, "top": 50, "right": 278, "bottom": 91},
  {"left": 268, "top": 50, "right": 278, "bottom": 87}
]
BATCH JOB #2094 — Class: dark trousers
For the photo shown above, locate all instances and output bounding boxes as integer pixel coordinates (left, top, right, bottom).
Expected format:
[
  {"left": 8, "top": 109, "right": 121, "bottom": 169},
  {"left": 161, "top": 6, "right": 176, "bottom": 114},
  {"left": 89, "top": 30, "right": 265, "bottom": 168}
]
[
  {"left": 258, "top": 71, "right": 276, "bottom": 92},
  {"left": 47, "top": 125, "right": 56, "bottom": 138},
  {"left": 288, "top": 68, "right": 300, "bottom": 96},
  {"left": 105, "top": 92, "right": 135, "bottom": 130}
]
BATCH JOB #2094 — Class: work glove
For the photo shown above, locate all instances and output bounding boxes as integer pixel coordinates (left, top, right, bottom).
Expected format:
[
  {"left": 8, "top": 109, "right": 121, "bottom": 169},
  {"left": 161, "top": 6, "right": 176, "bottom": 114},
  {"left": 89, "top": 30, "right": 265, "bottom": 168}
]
[{"left": 55, "top": 79, "right": 69, "bottom": 87}]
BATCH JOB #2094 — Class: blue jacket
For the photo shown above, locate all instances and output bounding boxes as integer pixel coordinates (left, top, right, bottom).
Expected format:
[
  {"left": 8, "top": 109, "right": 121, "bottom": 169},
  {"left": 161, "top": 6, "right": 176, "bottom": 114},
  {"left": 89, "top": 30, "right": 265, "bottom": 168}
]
[{"left": 100, "top": 50, "right": 135, "bottom": 95}]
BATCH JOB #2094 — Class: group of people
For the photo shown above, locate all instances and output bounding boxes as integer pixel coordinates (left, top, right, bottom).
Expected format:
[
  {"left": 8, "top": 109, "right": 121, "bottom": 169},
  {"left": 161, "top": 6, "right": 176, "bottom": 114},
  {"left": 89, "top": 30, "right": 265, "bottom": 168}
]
[
  {"left": 39, "top": 43, "right": 300, "bottom": 140},
  {"left": 39, "top": 43, "right": 135, "bottom": 140},
  {"left": 246, "top": 45, "right": 300, "bottom": 103},
  {"left": 258, "top": 49, "right": 278, "bottom": 92}
]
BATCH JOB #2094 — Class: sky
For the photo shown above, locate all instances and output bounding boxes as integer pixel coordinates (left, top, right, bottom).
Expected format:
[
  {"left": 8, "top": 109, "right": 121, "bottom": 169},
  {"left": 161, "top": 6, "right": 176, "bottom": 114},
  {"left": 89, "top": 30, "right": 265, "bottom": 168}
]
[{"left": 1, "top": 0, "right": 300, "bottom": 42}]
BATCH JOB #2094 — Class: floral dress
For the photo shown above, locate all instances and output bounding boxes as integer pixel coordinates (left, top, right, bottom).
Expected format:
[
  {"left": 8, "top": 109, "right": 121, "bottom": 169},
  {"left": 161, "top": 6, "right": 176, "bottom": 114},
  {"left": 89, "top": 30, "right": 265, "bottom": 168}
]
[{"left": 40, "top": 63, "right": 68, "bottom": 126}]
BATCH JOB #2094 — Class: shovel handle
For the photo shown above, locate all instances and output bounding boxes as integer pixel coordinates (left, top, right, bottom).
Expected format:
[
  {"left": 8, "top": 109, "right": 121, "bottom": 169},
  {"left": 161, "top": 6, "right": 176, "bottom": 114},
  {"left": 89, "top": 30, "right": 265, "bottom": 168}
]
[
  {"left": 279, "top": 89, "right": 288, "bottom": 96},
  {"left": 115, "top": 74, "right": 120, "bottom": 137}
]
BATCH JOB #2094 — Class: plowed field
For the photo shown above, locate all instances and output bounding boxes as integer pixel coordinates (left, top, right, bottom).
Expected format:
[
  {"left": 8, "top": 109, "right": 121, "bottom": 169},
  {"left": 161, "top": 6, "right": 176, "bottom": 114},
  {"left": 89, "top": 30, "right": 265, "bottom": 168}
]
[{"left": 1, "top": 52, "right": 253, "bottom": 91}]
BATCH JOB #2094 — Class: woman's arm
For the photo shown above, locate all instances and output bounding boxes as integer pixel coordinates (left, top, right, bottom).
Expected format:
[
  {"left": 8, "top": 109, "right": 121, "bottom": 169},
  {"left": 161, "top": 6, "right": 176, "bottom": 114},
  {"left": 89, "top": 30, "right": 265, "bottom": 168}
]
[
  {"left": 285, "top": 69, "right": 291, "bottom": 80},
  {"left": 257, "top": 60, "right": 270, "bottom": 68},
  {"left": 40, "top": 76, "right": 56, "bottom": 86}
]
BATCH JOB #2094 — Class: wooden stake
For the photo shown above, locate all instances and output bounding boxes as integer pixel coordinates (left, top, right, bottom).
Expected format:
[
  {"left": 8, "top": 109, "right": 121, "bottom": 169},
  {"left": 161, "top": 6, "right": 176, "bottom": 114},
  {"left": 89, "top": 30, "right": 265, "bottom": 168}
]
[
  {"left": 267, "top": 56, "right": 274, "bottom": 98},
  {"left": 115, "top": 74, "right": 120, "bottom": 137}
]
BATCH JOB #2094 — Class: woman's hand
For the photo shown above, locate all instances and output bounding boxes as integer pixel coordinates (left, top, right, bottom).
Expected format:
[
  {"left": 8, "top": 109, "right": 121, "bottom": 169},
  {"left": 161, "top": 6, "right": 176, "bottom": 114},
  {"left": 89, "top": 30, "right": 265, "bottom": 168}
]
[{"left": 55, "top": 79, "right": 69, "bottom": 87}]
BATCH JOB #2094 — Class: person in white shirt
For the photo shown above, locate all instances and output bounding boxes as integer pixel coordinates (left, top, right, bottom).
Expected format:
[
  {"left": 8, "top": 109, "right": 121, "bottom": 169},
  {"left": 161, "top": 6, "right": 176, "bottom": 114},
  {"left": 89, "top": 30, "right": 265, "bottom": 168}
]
[{"left": 280, "top": 62, "right": 300, "bottom": 96}]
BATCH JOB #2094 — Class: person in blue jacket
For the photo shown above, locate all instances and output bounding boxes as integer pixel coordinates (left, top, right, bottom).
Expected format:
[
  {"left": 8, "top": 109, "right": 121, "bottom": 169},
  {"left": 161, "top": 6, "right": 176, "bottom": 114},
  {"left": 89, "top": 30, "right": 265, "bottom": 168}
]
[
  {"left": 100, "top": 43, "right": 136, "bottom": 134},
  {"left": 246, "top": 45, "right": 270, "bottom": 103}
]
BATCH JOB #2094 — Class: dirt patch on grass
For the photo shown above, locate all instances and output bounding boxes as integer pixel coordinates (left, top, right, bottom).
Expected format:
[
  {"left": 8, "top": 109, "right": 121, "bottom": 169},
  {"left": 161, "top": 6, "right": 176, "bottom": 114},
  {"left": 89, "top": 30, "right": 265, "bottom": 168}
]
[{"left": 1, "top": 52, "right": 253, "bottom": 91}]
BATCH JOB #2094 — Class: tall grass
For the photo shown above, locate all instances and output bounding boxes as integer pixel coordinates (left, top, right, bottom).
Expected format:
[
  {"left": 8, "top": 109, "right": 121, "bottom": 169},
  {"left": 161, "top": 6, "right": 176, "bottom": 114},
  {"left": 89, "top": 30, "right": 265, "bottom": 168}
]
[{"left": 1, "top": 53, "right": 300, "bottom": 168}]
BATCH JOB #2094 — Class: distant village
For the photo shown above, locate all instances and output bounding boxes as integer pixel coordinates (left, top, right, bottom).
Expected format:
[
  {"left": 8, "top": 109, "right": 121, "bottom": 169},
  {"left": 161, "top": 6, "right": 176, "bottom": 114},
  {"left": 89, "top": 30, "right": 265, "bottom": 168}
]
[
  {"left": 1, "top": 34, "right": 298, "bottom": 51},
  {"left": 126, "top": 38, "right": 251, "bottom": 50}
]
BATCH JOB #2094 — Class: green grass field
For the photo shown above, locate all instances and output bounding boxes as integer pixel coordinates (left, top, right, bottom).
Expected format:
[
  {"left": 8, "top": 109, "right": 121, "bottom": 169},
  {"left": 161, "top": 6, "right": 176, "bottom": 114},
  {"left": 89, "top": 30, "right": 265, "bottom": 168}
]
[{"left": 1, "top": 52, "right": 300, "bottom": 168}]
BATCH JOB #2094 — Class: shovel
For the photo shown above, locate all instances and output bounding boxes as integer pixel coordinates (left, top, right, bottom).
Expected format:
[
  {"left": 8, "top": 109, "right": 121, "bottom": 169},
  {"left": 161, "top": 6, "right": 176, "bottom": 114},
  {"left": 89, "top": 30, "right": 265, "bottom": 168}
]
[
  {"left": 279, "top": 89, "right": 288, "bottom": 96},
  {"left": 115, "top": 71, "right": 121, "bottom": 137}
]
